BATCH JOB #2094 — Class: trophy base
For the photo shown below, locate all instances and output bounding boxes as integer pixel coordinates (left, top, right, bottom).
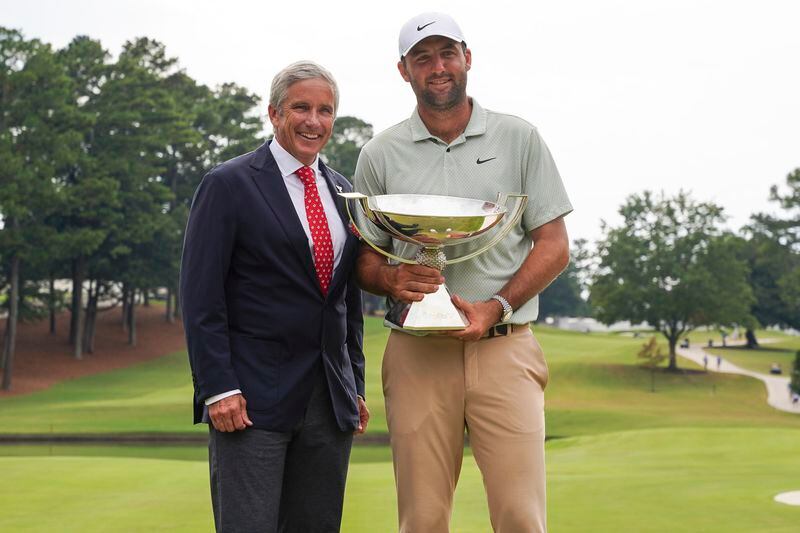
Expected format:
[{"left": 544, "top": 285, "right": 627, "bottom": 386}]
[{"left": 385, "top": 285, "right": 468, "bottom": 331}]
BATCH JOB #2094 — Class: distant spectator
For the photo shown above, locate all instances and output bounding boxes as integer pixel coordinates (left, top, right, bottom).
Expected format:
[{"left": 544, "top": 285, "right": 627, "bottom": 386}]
[{"left": 717, "top": 355, "right": 722, "bottom": 369}]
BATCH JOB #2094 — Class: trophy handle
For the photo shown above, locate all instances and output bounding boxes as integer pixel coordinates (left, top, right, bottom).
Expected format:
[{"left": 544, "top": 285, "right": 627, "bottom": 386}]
[
  {"left": 445, "top": 193, "right": 529, "bottom": 265},
  {"left": 339, "top": 192, "right": 417, "bottom": 265}
]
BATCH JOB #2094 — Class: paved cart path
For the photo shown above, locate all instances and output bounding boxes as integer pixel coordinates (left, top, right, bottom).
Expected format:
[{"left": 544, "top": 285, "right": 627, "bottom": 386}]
[{"left": 677, "top": 342, "right": 799, "bottom": 414}]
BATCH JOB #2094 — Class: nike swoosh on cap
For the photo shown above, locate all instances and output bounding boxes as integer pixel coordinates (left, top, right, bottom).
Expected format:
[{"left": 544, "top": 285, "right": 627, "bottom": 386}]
[{"left": 417, "top": 21, "right": 436, "bottom": 31}]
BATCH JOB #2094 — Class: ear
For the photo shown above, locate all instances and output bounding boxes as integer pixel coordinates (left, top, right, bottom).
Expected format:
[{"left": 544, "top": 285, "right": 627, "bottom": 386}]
[
  {"left": 397, "top": 59, "right": 411, "bottom": 83},
  {"left": 464, "top": 48, "right": 472, "bottom": 71},
  {"left": 267, "top": 104, "right": 280, "bottom": 128}
]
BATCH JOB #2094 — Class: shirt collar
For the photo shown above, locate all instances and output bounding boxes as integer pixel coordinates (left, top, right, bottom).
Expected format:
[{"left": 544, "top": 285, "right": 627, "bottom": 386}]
[
  {"left": 269, "top": 138, "right": 320, "bottom": 178},
  {"left": 409, "top": 98, "right": 488, "bottom": 143}
]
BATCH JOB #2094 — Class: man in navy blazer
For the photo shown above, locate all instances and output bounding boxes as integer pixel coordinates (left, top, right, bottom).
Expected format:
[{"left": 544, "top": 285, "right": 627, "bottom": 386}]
[{"left": 180, "top": 61, "right": 368, "bottom": 532}]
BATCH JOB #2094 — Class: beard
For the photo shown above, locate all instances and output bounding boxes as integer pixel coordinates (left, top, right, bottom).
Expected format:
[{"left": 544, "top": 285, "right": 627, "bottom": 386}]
[{"left": 415, "top": 73, "right": 468, "bottom": 111}]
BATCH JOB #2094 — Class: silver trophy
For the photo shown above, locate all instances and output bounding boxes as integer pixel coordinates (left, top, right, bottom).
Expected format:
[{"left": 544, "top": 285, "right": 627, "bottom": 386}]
[{"left": 340, "top": 192, "right": 528, "bottom": 330}]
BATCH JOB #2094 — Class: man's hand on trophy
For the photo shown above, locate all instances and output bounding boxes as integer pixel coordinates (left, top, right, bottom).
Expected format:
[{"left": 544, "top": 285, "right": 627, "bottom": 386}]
[
  {"left": 447, "top": 295, "right": 504, "bottom": 341},
  {"left": 384, "top": 263, "right": 444, "bottom": 304}
]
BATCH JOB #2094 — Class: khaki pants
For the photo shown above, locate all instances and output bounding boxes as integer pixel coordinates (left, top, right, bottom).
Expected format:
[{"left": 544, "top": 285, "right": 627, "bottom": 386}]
[{"left": 383, "top": 326, "right": 549, "bottom": 533}]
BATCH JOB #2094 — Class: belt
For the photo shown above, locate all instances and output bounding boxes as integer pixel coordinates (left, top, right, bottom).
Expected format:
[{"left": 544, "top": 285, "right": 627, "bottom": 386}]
[{"left": 482, "top": 323, "right": 529, "bottom": 339}]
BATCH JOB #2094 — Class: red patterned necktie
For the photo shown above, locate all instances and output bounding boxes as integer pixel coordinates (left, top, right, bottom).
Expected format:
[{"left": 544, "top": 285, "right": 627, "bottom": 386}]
[{"left": 296, "top": 165, "right": 334, "bottom": 296}]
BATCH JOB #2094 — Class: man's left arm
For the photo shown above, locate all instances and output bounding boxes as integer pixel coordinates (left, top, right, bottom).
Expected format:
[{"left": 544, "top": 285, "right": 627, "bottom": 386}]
[
  {"left": 450, "top": 216, "right": 570, "bottom": 341},
  {"left": 345, "top": 266, "right": 369, "bottom": 433}
]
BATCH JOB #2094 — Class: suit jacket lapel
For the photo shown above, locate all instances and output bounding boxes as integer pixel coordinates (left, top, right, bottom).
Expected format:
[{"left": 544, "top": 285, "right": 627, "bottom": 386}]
[
  {"left": 249, "top": 141, "right": 320, "bottom": 291},
  {"left": 319, "top": 162, "right": 358, "bottom": 294},
  {"left": 319, "top": 162, "right": 350, "bottom": 230}
]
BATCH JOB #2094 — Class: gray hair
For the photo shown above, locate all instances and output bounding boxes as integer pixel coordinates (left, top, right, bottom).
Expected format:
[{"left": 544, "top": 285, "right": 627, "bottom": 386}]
[{"left": 269, "top": 60, "right": 339, "bottom": 115}]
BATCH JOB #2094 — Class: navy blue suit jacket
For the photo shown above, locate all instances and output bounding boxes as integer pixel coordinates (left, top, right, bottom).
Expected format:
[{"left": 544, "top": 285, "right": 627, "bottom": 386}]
[{"left": 180, "top": 141, "right": 364, "bottom": 432}]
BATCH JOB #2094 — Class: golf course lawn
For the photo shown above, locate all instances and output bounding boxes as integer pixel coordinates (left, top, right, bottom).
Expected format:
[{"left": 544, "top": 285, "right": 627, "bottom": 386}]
[
  {"left": 2, "top": 428, "right": 799, "bottom": 532},
  {"left": 2, "top": 319, "right": 800, "bottom": 531},
  {"left": 706, "top": 335, "right": 800, "bottom": 376},
  {"left": 1, "top": 320, "right": 797, "bottom": 437}
]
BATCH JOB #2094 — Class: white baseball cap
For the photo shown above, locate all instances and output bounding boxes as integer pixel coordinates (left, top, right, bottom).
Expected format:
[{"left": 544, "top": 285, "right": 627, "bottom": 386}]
[{"left": 398, "top": 12, "right": 465, "bottom": 58}]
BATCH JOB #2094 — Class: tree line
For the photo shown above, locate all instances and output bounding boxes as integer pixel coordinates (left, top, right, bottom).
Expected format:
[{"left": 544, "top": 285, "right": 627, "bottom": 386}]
[{"left": 0, "top": 29, "right": 372, "bottom": 390}]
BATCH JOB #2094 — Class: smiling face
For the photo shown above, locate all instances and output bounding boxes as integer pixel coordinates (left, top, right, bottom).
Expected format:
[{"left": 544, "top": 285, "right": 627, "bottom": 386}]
[
  {"left": 398, "top": 35, "right": 471, "bottom": 111},
  {"left": 268, "top": 78, "right": 335, "bottom": 165}
]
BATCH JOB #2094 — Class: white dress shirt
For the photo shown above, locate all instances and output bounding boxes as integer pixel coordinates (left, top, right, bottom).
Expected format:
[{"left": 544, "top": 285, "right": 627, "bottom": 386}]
[
  {"left": 205, "top": 139, "right": 347, "bottom": 406},
  {"left": 269, "top": 139, "right": 347, "bottom": 271}
]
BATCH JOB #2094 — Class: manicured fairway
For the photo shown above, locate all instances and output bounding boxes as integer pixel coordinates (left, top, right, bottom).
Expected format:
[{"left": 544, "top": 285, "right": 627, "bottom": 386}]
[
  {"left": 2, "top": 320, "right": 798, "bottom": 438},
  {"left": 547, "top": 428, "right": 800, "bottom": 533},
  {"left": 707, "top": 335, "right": 800, "bottom": 376},
  {"left": 2, "top": 428, "right": 799, "bottom": 532},
  {"left": 0, "top": 318, "right": 387, "bottom": 435},
  {"left": 0, "top": 349, "right": 198, "bottom": 434},
  {"left": 3, "top": 320, "right": 800, "bottom": 532},
  {"left": 539, "top": 328, "right": 800, "bottom": 437}
]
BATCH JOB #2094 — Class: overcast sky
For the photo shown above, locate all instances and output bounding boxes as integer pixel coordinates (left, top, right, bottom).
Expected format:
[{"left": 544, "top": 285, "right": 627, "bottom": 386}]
[{"left": 4, "top": 0, "right": 799, "bottom": 242}]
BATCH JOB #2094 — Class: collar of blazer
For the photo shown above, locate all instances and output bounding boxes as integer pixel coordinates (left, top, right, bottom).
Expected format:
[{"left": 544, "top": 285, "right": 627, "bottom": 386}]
[
  {"left": 248, "top": 141, "right": 356, "bottom": 298},
  {"left": 250, "top": 140, "right": 351, "bottom": 226}
]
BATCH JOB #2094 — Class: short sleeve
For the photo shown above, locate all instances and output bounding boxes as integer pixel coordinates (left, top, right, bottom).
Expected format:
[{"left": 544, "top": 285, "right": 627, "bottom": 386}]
[{"left": 521, "top": 128, "right": 573, "bottom": 232}]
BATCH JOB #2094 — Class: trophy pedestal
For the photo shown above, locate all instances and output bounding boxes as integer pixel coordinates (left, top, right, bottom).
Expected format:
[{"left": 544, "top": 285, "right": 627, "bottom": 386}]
[{"left": 386, "top": 285, "right": 468, "bottom": 331}]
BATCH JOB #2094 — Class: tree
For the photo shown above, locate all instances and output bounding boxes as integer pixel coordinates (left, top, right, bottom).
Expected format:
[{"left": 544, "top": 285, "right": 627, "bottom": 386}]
[
  {"left": 762, "top": 168, "right": 800, "bottom": 246},
  {"left": 638, "top": 336, "right": 666, "bottom": 392},
  {"left": 744, "top": 168, "right": 800, "bottom": 340},
  {"left": 0, "top": 31, "right": 268, "bottom": 370},
  {"left": 591, "top": 191, "right": 753, "bottom": 370},
  {"left": 55, "top": 35, "right": 118, "bottom": 356},
  {"left": 321, "top": 116, "right": 373, "bottom": 179},
  {"left": 94, "top": 37, "right": 181, "bottom": 346},
  {"left": 735, "top": 232, "right": 797, "bottom": 347},
  {"left": 1, "top": 28, "right": 81, "bottom": 386},
  {"left": 159, "top": 76, "right": 262, "bottom": 321},
  {"left": 539, "top": 238, "right": 592, "bottom": 319}
]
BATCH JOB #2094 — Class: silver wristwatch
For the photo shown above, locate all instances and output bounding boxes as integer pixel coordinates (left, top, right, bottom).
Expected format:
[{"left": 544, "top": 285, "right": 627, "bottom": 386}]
[{"left": 491, "top": 294, "right": 513, "bottom": 322}]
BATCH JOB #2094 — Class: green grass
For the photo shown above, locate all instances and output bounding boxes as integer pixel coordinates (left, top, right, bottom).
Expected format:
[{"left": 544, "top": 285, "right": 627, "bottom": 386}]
[
  {"left": 361, "top": 317, "right": 389, "bottom": 433},
  {"left": 3, "top": 319, "right": 800, "bottom": 531},
  {"left": 538, "top": 327, "right": 800, "bottom": 437},
  {"left": 0, "top": 442, "right": 393, "bottom": 464},
  {"left": 546, "top": 360, "right": 800, "bottom": 436},
  {"left": 547, "top": 427, "right": 800, "bottom": 533},
  {"left": 2, "top": 428, "right": 799, "bottom": 532},
  {"left": 0, "top": 349, "right": 201, "bottom": 434},
  {"left": 4, "top": 319, "right": 798, "bottom": 437},
  {"left": 0, "top": 317, "right": 387, "bottom": 435},
  {"left": 707, "top": 335, "right": 800, "bottom": 376}
]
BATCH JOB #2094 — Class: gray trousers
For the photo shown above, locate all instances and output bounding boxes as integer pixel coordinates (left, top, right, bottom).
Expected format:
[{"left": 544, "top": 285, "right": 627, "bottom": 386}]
[{"left": 208, "top": 370, "right": 353, "bottom": 533}]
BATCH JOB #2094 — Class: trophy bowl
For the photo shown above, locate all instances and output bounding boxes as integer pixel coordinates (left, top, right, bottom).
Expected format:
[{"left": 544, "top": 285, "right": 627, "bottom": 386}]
[
  {"left": 361, "top": 194, "right": 507, "bottom": 246},
  {"left": 340, "top": 192, "right": 528, "bottom": 331}
]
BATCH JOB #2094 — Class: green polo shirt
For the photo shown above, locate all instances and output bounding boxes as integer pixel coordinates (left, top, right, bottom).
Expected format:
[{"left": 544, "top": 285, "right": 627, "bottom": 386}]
[{"left": 353, "top": 99, "right": 573, "bottom": 325}]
